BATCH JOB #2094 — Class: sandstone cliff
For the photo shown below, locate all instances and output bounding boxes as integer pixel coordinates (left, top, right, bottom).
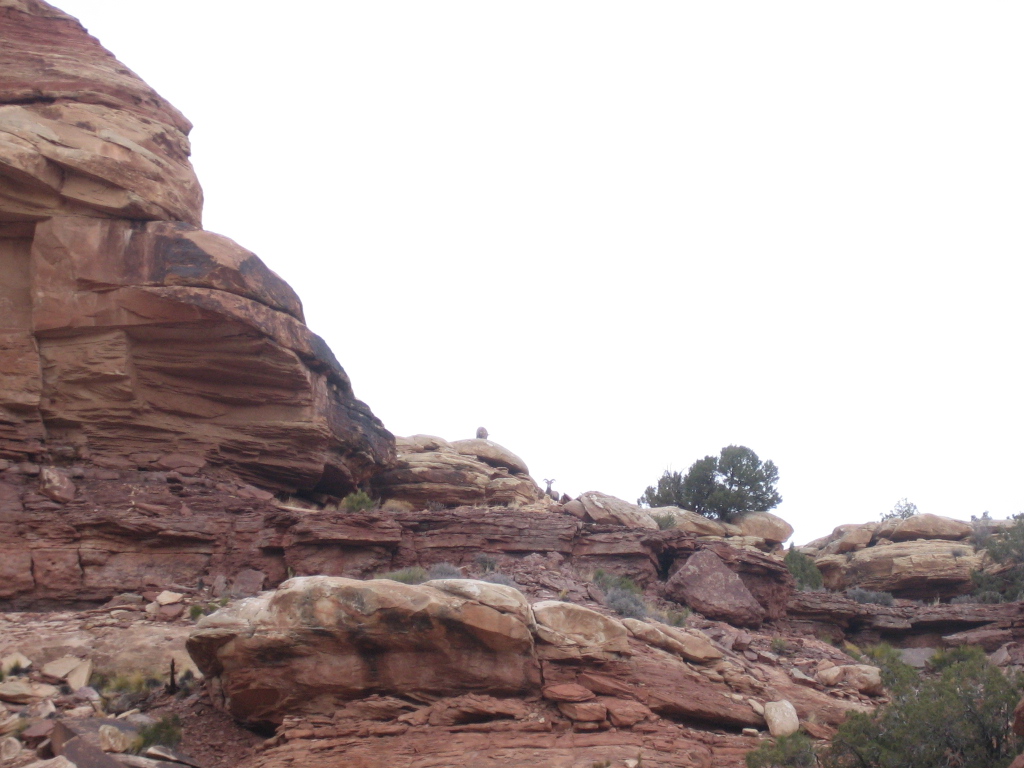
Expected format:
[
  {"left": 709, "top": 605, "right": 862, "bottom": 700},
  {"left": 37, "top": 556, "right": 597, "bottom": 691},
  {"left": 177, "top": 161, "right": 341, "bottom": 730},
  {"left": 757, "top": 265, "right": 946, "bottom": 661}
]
[{"left": 0, "top": 0, "right": 395, "bottom": 497}]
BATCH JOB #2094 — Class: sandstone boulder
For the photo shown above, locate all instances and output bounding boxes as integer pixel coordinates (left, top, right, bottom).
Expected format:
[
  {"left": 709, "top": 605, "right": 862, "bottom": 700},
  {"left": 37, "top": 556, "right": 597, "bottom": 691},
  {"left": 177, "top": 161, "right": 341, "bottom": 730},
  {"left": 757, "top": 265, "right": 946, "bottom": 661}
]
[
  {"left": 817, "top": 664, "right": 883, "bottom": 695},
  {"left": 187, "top": 576, "right": 541, "bottom": 725},
  {"left": 665, "top": 549, "right": 766, "bottom": 627},
  {"left": 877, "top": 513, "right": 973, "bottom": 543},
  {"left": 820, "top": 523, "right": 877, "bottom": 555},
  {"left": 576, "top": 492, "right": 658, "bottom": 530},
  {"left": 373, "top": 436, "right": 544, "bottom": 508},
  {"left": 531, "top": 600, "right": 631, "bottom": 659},
  {"left": 763, "top": 700, "right": 799, "bottom": 737},
  {"left": 815, "top": 540, "right": 980, "bottom": 599},
  {"left": 647, "top": 507, "right": 726, "bottom": 536},
  {"left": 450, "top": 439, "right": 529, "bottom": 475},
  {"left": 622, "top": 618, "right": 723, "bottom": 663},
  {"left": 734, "top": 511, "right": 794, "bottom": 546}
]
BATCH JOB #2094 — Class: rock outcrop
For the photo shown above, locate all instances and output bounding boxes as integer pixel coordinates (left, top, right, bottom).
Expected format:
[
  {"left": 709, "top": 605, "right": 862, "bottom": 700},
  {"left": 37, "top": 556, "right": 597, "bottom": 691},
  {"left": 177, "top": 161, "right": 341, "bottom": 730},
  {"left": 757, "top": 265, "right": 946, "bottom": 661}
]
[
  {"left": 187, "top": 576, "right": 541, "bottom": 726},
  {"left": 186, "top": 576, "right": 881, "bottom": 767},
  {"left": 0, "top": 0, "right": 395, "bottom": 495},
  {"left": 801, "top": 514, "right": 984, "bottom": 599},
  {"left": 372, "top": 435, "right": 544, "bottom": 508},
  {"left": 665, "top": 549, "right": 767, "bottom": 627}
]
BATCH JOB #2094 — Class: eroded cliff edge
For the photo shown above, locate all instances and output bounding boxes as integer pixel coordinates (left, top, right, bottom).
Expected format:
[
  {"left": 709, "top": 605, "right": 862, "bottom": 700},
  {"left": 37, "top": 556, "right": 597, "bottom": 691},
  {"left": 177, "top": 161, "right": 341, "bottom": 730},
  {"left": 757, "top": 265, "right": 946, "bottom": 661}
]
[{"left": 0, "top": 0, "right": 396, "bottom": 499}]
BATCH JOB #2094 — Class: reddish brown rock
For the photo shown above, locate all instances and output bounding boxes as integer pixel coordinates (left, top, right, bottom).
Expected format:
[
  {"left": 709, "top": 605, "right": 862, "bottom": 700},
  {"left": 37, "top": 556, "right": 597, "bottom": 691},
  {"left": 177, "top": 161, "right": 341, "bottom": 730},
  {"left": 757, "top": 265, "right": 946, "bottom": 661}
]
[
  {"left": 557, "top": 700, "right": 606, "bottom": 722},
  {"left": 665, "top": 549, "right": 766, "bottom": 627},
  {"left": 427, "top": 695, "right": 529, "bottom": 726},
  {"left": 0, "top": 3, "right": 394, "bottom": 496},
  {"left": 0, "top": 1, "right": 201, "bottom": 224},
  {"left": 187, "top": 576, "right": 541, "bottom": 726},
  {"left": 542, "top": 683, "right": 595, "bottom": 702}
]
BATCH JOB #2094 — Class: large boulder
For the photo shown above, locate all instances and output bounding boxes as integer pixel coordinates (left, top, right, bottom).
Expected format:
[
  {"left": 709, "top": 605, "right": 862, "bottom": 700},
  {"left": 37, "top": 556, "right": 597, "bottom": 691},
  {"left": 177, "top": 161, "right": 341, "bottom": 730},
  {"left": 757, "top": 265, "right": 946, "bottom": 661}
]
[
  {"left": 664, "top": 549, "right": 766, "bottom": 627},
  {"left": 647, "top": 507, "right": 726, "bottom": 536},
  {"left": 733, "top": 512, "right": 794, "bottom": 546},
  {"left": 574, "top": 492, "right": 658, "bottom": 530},
  {"left": 877, "top": 514, "right": 973, "bottom": 543},
  {"left": 0, "top": 1, "right": 394, "bottom": 493},
  {"left": 815, "top": 540, "right": 981, "bottom": 599},
  {"left": 531, "top": 600, "right": 631, "bottom": 660},
  {"left": 187, "top": 576, "right": 541, "bottom": 725},
  {"left": 372, "top": 435, "right": 544, "bottom": 508},
  {"left": 449, "top": 439, "right": 529, "bottom": 475}
]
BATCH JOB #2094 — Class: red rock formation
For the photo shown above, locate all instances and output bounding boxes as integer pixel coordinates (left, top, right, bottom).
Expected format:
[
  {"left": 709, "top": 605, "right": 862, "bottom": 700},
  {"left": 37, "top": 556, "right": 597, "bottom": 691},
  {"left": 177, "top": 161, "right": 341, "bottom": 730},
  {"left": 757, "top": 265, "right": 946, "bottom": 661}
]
[{"left": 0, "top": 0, "right": 394, "bottom": 495}]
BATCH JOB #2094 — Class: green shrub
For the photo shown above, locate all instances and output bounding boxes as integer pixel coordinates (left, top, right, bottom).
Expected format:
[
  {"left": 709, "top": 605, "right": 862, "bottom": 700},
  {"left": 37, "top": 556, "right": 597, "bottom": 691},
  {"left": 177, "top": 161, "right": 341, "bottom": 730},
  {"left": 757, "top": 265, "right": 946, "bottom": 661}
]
[
  {"left": 377, "top": 566, "right": 428, "bottom": 584},
  {"left": 784, "top": 546, "right": 824, "bottom": 591},
  {"left": 845, "top": 587, "right": 893, "bottom": 606},
  {"left": 770, "top": 637, "right": 789, "bottom": 655},
  {"left": 650, "top": 511, "right": 677, "bottom": 530},
  {"left": 592, "top": 569, "right": 641, "bottom": 595},
  {"left": 474, "top": 553, "right": 498, "bottom": 572},
  {"left": 964, "top": 515, "right": 1024, "bottom": 603},
  {"left": 188, "top": 604, "right": 204, "bottom": 621},
  {"left": 746, "top": 732, "right": 818, "bottom": 767},
  {"left": 134, "top": 714, "right": 182, "bottom": 753},
  {"left": 605, "top": 588, "right": 647, "bottom": 619},
  {"left": 880, "top": 497, "right": 918, "bottom": 522},
  {"left": 342, "top": 490, "right": 375, "bottom": 513},
  {"left": 640, "top": 445, "right": 781, "bottom": 522},
  {"left": 820, "top": 646, "right": 1023, "bottom": 768}
]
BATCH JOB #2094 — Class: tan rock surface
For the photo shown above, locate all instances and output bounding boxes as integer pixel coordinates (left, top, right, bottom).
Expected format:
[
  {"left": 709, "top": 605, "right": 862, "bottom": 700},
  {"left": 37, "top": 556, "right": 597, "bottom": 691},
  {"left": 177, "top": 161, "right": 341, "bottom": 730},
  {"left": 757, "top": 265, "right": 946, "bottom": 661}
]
[
  {"left": 647, "top": 506, "right": 727, "bottom": 536},
  {"left": 734, "top": 511, "right": 794, "bottom": 545},
  {"left": 450, "top": 439, "right": 529, "bottom": 475},
  {"left": 815, "top": 539, "right": 980, "bottom": 598},
  {"left": 577, "top": 491, "right": 658, "bottom": 530},
  {"left": 879, "top": 513, "right": 973, "bottom": 542},
  {"left": 531, "top": 600, "right": 631, "bottom": 660},
  {"left": 763, "top": 700, "right": 799, "bottom": 737},
  {"left": 373, "top": 436, "right": 544, "bottom": 508},
  {"left": 187, "top": 576, "right": 541, "bottom": 725}
]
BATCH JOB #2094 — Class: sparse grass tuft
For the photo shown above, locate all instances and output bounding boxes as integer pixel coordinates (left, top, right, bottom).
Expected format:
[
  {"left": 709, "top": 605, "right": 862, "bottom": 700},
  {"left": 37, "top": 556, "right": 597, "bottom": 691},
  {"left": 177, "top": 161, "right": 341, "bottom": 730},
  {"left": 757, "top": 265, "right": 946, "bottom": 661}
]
[
  {"left": 846, "top": 587, "right": 894, "bottom": 605},
  {"left": 427, "top": 562, "right": 462, "bottom": 580},
  {"left": 377, "top": 566, "right": 428, "bottom": 584},
  {"left": 133, "top": 714, "right": 182, "bottom": 753},
  {"left": 592, "top": 569, "right": 641, "bottom": 595}
]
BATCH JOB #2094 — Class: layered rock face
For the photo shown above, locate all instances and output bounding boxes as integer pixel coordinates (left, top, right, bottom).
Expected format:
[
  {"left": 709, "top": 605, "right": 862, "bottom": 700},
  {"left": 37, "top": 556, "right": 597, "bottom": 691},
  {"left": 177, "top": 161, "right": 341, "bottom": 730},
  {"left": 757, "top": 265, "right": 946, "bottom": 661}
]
[
  {"left": 0, "top": 0, "right": 394, "bottom": 495},
  {"left": 801, "top": 513, "right": 982, "bottom": 599},
  {"left": 189, "top": 576, "right": 878, "bottom": 768}
]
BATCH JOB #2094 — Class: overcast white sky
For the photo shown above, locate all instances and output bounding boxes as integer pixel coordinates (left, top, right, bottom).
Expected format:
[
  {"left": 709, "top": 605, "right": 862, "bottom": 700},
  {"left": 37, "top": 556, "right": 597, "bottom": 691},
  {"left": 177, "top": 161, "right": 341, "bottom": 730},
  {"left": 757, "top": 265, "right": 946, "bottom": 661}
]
[{"left": 54, "top": 2, "right": 1024, "bottom": 545}]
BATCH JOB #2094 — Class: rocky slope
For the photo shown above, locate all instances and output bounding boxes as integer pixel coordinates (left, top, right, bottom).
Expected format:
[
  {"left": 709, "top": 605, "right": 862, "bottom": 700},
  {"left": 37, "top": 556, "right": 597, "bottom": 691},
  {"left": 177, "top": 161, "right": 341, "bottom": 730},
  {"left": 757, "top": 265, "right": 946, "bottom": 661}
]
[{"left": 4, "top": 3, "right": 1024, "bottom": 768}]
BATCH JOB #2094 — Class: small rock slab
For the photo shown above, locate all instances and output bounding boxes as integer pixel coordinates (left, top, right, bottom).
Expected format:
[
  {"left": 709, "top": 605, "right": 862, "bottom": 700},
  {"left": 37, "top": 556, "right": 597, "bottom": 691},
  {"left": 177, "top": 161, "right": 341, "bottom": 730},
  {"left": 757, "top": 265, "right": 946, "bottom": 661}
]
[
  {"left": 557, "top": 700, "right": 607, "bottom": 722},
  {"left": 542, "top": 683, "right": 595, "bottom": 702}
]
